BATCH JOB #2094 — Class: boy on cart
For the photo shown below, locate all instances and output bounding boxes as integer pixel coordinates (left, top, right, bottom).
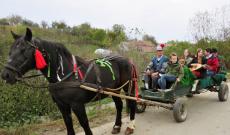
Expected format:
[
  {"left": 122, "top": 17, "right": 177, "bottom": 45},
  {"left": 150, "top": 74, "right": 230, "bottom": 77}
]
[{"left": 158, "top": 53, "right": 184, "bottom": 89}]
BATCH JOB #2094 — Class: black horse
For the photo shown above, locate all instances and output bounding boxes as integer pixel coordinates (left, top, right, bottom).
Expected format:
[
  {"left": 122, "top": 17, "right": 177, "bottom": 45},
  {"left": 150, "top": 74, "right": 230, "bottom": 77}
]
[{"left": 1, "top": 28, "right": 137, "bottom": 135}]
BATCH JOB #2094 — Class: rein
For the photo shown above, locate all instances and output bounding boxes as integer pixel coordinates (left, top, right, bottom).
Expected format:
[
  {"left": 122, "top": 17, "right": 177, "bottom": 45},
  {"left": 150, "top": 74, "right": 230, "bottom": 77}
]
[{"left": 1, "top": 48, "right": 138, "bottom": 97}]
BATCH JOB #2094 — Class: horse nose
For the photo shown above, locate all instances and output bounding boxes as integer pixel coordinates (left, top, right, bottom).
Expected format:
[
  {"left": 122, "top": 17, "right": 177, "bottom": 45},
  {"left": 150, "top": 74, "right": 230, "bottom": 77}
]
[{"left": 1, "top": 70, "right": 10, "bottom": 80}]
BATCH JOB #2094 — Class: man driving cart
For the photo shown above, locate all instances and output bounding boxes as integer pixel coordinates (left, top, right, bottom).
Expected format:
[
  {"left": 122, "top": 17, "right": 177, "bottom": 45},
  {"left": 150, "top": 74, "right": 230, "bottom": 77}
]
[{"left": 142, "top": 44, "right": 168, "bottom": 90}]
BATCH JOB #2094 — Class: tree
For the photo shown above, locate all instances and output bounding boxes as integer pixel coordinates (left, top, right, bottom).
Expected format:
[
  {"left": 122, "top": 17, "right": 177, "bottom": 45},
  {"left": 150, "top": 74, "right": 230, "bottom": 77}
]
[
  {"left": 22, "top": 19, "right": 39, "bottom": 27},
  {"left": 52, "top": 21, "right": 67, "bottom": 29},
  {"left": 92, "top": 29, "right": 107, "bottom": 42},
  {"left": 189, "top": 11, "right": 214, "bottom": 41},
  {"left": 110, "top": 24, "right": 127, "bottom": 44},
  {"left": 7, "top": 15, "right": 23, "bottom": 25},
  {"left": 41, "top": 21, "right": 48, "bottom": 29},
  {"left": 71, "top": 23, "right": 92, "bottom": 36},
  {"left": 142, "top": 34, "right": 157, "bottom": 45},
  {"left": 189, "top": 5, "right": 230, "bottom": 41},
  {"left": 0, "top": 18, "right": 9, "bottom": 25},
  {"left": 214, "top": 5, "right": 230, "bottom": 40},
  {"left": 112, "top": 24, "right": 125, "bottom": 34}
]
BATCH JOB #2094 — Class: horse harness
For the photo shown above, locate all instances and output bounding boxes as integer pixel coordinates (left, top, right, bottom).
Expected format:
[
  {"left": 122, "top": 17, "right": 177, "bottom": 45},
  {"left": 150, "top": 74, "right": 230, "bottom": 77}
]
[{"left": 2, "top": 40, "right": 139, "bottom": 100}]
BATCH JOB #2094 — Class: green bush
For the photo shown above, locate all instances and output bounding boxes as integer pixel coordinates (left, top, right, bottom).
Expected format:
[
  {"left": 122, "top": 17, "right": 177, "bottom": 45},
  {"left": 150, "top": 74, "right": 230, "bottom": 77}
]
[{"left": 0, "top": 80, "right": 59, "bottom": 128}]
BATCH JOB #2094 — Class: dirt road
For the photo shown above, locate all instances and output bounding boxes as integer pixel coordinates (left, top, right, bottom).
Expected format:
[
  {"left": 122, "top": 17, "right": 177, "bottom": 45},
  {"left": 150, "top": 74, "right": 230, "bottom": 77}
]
[{"left": 78, "top": 90, "right": 230, "bottom": 135}]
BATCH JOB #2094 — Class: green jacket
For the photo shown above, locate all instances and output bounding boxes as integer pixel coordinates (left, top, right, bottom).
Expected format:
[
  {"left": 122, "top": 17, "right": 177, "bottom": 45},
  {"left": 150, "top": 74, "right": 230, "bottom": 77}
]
[{"left": 165, "top": 62, "right": 184, "bottom": 79}]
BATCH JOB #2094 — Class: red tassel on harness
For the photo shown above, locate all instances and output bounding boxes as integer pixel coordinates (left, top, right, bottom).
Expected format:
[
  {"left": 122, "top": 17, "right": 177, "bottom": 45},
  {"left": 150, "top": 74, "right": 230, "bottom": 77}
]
[
  {"left": 35, "top": 49, "right": 47, "bottom": 69},
  {"left": 74, "top": 63, "right": 84, "bottom": 80},
  {"left": 130, "top": 61, "right": 139, "bottom": 100}
]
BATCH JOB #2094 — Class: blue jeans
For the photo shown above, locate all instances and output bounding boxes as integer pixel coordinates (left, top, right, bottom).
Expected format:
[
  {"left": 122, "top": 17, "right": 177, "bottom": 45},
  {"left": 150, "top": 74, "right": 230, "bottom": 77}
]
[
  {"left": 142, "top": 74, "right": 159, "bottom": 89},
  {"left": 158, "top": 75, "right": 177, "bottom": 89},
  {"left": 206, "top": 70, "right": 215, "bottom": 76}
]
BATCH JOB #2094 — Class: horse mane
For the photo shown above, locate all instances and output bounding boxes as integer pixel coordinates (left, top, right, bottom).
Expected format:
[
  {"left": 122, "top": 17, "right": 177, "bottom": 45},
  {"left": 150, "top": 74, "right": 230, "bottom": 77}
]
[
  {"left": 34, "top": 38, "right": 72, "bottom": 60},
  {"left": 75, "top": 55, "right": 91, "bottom": 65},
  {"left": 33, "top": 38, "right": 89, "bottom": 67}
]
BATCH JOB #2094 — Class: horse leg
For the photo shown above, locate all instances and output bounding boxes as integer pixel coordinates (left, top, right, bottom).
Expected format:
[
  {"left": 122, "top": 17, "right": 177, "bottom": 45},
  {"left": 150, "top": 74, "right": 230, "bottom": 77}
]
[
  {"left": 71, "top": 103, "right": 93, "bottom": 135},
  {"left": 124, "top": 85, "right": 137, "bottom": 135},
  {"left": 56, "top": 102, "right": 75, "bottom": 135},
  {"left": 111, "top": 96, "right": 123, "bottom": 134}
]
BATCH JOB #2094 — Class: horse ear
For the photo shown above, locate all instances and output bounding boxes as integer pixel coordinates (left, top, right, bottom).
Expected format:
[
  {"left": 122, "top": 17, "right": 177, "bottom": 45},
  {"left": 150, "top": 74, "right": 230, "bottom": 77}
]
[
  {"left": 24, "top": 28, "right": 32, "bottom": 41},
  {"left": 11, "top": 31, "right": 20, "bottom": 40}
]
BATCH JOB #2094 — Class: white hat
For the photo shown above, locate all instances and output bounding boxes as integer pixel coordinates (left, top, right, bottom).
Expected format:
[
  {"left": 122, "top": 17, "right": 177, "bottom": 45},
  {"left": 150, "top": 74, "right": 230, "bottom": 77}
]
[{"left": 156, "top": 45, "right": 163, "bottom": 51}]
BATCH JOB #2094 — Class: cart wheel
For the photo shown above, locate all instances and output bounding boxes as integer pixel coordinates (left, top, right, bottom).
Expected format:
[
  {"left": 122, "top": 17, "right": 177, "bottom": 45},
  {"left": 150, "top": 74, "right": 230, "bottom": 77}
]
[
  {"left": 173, "top": 98, "right": 188, "bottom": 122},
  {"left": 136, "top": 102, "right": 146, "bottom": 113},
  {"left": 218, "top": 83, "right": 229, "bottom": 102}
]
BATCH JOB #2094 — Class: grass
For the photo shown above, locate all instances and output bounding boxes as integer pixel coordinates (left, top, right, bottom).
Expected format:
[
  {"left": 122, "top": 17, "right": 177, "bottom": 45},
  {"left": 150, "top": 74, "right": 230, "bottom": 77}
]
[{"left": 0, "top": 104, "right": 119, "bottom": 135}]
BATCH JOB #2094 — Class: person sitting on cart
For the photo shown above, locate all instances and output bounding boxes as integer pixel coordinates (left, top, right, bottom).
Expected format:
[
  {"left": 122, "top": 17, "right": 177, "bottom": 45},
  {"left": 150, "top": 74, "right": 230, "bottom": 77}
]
[
  {"left": 188, "top": 48, "right": 207, "bottom": 91},
  {"left": 143, "top": 44, "right": 168, "bottom": 90},
  {"left": 189, "top": 48, "right": 206, "bottom": 78},
  {"left": 212, "top": 48, "right": 227, "bottom": 74},
  {"left": 203, "top": 48, "right": 219, "bottom": 76},
  {"left": 158, "top": 53, "right": 184, "bottom": 90},
  {"left": 183, "top": 49, "right": 193, "bottom": 66}
]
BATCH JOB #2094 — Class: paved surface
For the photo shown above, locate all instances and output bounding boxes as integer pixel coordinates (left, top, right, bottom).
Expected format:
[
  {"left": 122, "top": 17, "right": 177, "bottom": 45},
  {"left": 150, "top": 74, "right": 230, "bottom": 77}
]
[{"left": 78, "top": 89, "right": 230, "bottom": 135}]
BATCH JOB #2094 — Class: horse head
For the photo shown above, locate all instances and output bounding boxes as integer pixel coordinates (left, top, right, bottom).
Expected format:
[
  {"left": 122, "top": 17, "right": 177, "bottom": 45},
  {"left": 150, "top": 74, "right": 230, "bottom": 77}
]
[{"left": 1, "top": 28, "right": 38, "bottom": 84}]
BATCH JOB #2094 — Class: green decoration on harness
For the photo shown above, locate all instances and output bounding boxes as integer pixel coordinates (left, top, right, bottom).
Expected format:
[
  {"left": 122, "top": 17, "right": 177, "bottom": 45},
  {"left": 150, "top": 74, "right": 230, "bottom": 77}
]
[{"left": 95, "top": 58, "right": 115, "bottom": 80}]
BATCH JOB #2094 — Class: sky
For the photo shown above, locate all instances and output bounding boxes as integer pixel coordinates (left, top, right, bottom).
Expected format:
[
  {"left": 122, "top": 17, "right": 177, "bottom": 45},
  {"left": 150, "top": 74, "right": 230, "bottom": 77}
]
[{"left": 1, "top": 0, "right": 230, "bottom": 42}]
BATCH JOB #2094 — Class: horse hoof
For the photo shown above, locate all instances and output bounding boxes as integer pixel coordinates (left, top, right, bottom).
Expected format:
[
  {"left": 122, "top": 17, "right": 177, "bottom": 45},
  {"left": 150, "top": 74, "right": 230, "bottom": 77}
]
[
  {"left": 111, "top": 126, "right": 121, "bottom": 134},
  {"left": 125, "top": 127, "right": 134, "bottom": 135}
]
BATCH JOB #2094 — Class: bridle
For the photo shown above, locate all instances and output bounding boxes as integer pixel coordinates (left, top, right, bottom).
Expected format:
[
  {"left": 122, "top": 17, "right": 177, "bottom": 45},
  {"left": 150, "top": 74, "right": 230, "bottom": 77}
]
[
  {"left": 4, "top": 41, "right": 37, "bottom": 77},
  {"left": 2, "top": 40, "right": 82, "bottom": 88}
]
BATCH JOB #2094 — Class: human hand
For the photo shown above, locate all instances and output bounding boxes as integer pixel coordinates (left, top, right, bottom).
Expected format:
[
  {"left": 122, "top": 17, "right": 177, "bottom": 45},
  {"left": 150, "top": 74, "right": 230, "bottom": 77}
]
[
  {"left": 146, "top": 70, "right": 151, "bottom": 75},
  {"left": 177, "top": 78, "right": 180, "bottom": 82},
  {"left": 203, "top": 64, "right": 208, "bottom": 69},
  {"left": 151, "top": 72, "right": 159, "bottom": 77}
]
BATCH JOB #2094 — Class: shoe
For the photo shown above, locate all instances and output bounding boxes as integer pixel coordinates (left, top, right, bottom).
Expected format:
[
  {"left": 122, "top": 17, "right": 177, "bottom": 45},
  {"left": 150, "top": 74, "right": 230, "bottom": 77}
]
[
  {"left": 191, "top": 80, "right": 199, "bottom": 92},
  {"left": 145, "top": 83, "right": 149, "bottom": 89}
]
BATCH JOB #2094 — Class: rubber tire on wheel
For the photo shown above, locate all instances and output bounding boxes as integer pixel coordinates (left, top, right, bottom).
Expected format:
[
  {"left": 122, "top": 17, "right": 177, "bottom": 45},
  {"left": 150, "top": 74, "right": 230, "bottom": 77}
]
[
  {"left": 173, "top": 98, "right": 188, "bottom": 122},
  {"left": 136, "top": 103, "right": 146, "bottom": 113},
  {"left": 218, "top": 83, "right": 229, "bottom": 102}
]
